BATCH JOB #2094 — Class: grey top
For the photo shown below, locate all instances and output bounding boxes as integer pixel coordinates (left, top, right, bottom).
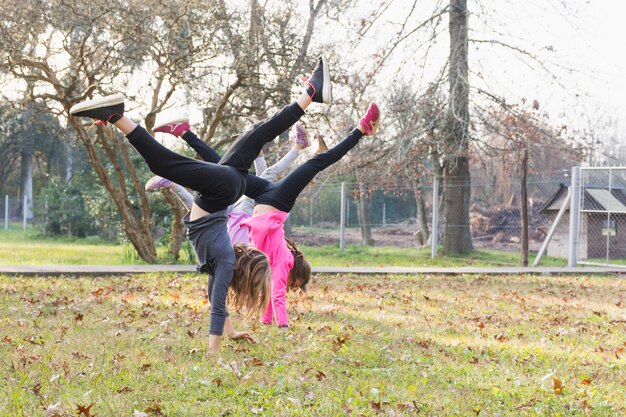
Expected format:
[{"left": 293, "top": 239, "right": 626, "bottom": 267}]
[{"left": 183, "top": 210, "right": 235, "bottom": 336}]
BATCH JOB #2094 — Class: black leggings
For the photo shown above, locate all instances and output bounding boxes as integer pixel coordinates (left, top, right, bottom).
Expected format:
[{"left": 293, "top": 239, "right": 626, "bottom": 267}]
[
  {"left": 126, "top": 103, "right": 304, "bottom": 213},
  {"left": 182, "top": 128, "right": 364, "bottom": 213}
]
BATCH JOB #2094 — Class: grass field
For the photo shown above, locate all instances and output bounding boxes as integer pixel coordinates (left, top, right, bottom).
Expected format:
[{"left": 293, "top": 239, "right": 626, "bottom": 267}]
[
  {"left": 1, "top": 272, "right": 625, "bottom": 416},
  {"left": 0, "top": 228, "right": 569, "bottom": 267}
]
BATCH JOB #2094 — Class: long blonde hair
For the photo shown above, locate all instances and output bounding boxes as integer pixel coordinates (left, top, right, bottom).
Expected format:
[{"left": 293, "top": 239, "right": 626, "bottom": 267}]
[{"left": 229, "top": 244, "right": 271, "bottom": 317}]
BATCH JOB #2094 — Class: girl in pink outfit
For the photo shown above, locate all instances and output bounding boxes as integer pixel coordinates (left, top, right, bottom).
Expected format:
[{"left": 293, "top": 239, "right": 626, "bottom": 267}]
[
  {"left": 241, "top": 101, "right": 381, "bottom": 327},
  {"left": 242, "top": 211, "right": 292, "bottom": 325}
]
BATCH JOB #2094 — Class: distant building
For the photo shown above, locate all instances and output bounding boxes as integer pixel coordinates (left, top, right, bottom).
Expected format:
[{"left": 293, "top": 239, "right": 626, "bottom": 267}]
[{"left": 541, "top": 184, "right": 626, "bottom": 260}]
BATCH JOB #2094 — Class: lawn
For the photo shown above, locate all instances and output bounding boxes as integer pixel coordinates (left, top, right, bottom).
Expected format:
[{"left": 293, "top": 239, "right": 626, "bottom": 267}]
[
  {"left": 1, "top": 272, "right": 624, "bottom": 416},
  {"left": 0, "top": 228, "right": 568, "bottom": 267},
  {"left": 0, "top": 228, "right": 174, "bottom": 265}
]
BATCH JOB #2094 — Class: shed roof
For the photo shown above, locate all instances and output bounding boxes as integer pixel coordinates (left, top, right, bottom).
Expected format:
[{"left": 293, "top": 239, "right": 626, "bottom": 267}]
[{"left": 542, "top": 184, "right": 626, "bottom": 213}]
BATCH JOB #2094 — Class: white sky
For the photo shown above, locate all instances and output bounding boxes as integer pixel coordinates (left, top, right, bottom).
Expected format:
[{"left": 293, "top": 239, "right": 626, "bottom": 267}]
[
  {"left": 324, "top": 0, "right": 626, "bottom": 145},
  {"left": 5, "top": 0, "right": 625, "bottom": 152}
]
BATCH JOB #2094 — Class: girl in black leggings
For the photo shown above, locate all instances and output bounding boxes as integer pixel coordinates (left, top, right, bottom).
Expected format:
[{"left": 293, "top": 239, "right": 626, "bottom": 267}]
[
  {"left": 69, "top": 56, "right": 332, "bottom": 352},
  {"left": 156, "top": 103, "right": 381, "bottom": 327}
]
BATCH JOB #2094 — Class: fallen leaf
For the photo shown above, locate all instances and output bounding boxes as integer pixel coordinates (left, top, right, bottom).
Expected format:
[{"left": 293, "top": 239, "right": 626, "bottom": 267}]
[
  {"left": 580, "top": 377, "right": 593, "bottom": 385},
  {"left": 553, "top": 378, "right": 564, "bottom": 395},
  {"left": 145, "top": 403, "right": 165, "bottom": 416},
  {"left": 213, "top": 377, "right": 222, "bottom": 386},
  {"left": 582, "top": 399, "right": 591, "bottom": 417},
  {"left": 494, "top": 334, "right": 507, "bottom": 342},
  {"left": 332, "top": 333, "right": 351, "bottom": 352},
  {"left": 315, "top": 370, "right": 326, "bottom": 381},
  {"left": 76, "top": 403, "right": 94, "bottom": 417},
  {"left": 250, "top": 357, "right": 264, "bottom": 366}
]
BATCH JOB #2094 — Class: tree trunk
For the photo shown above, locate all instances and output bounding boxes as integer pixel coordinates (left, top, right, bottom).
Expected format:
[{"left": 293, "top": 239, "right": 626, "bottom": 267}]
[
  {"left": 442, "top": 0, "right": 473, "bottom": 255},
  {"left": 69, "top": 118, "right": 158, "bottom": 262},
  {"left": 520, "top": 147, "right": 529, "bottom": 266},
  {"left": 161, "top": 189, "right": 187, "bottom": 261},
  {"left": 412, "top": 177, "right": 430, "bottom": 246}
]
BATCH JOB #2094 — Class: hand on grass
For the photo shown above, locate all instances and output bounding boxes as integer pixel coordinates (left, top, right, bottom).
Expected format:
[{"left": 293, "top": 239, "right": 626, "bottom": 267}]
[{"left": 229, "top": 331, "right": 255, "bottom": 343}]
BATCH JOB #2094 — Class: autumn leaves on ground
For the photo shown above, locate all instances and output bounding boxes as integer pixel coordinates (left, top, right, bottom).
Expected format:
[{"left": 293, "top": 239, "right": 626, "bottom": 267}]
[{"left": 1, "top": 273, "right": 625, "bottom": 416}]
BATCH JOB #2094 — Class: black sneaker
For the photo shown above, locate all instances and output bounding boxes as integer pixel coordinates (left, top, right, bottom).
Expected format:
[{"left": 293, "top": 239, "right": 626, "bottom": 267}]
[
  {"left": 69, "top": 93, "right": 125, "bottom": 124},
  {"left": 302, "top": 56, "right": 331, "bottom": 104}
]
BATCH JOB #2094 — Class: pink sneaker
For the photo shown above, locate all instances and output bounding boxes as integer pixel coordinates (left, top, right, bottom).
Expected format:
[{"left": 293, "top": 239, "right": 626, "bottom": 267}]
[
  {"left": 153, "top": 117, "right": 190, "bottom": 137},
  {"left": 145, "top": 176, "right": 172, "bottom": 191},
  {"left": 358, "top": 102, "right": 380, "bottom": 136},
  {"left": 294, "top": 123, "right": 309, "bottom": 148}
]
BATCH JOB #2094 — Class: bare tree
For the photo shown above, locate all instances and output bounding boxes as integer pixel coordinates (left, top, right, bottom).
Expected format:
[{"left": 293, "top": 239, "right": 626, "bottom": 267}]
[
  {"left": 0, "top": 0, "right": 221, "bottom": 261},
  {"left": 482, "top": 99, "right": 576, "bottom": 265}
]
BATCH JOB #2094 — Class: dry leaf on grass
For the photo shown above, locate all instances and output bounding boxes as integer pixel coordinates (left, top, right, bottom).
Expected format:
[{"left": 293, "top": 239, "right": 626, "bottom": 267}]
[
  {"left": 553, "top": 378, "right": 564, "bottom": 395},
  {"left": 76, "top": 403, "right": 95, "bottom": 417}
]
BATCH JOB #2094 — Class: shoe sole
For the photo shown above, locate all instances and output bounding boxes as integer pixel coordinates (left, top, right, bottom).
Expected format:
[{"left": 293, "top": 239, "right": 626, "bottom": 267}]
[
  {"left": 370, "top": 118, "right": 380, "bottom": 135},
  {"left": 316, "top": 136, "right": 328, "bottom": 153},
  {"left": 154, "top": 118, "right": 190, "bottom": 130},
  {"left": 320, "top": 55, "right": 332, "bottom": 104},
  {"left": 69, "top": 93, "right": 125, "bottom": 115}
]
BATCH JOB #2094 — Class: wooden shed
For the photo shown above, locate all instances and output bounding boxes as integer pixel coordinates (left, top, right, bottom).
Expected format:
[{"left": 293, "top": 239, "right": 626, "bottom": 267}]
[{"left": 541, "top": 184, "right": 626, "bottom": 260}]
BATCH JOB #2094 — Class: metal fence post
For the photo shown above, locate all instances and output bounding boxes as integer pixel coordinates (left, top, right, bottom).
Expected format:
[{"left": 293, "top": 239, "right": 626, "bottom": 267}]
[
  {"left": 431, "top": 176, "right": 439, "bottom": 258},
  {"left": 382, "top": 200, "right": 386, "bottom": 227},
  {"left": 23, "top": 194, "right": 27, "bottom": 231},
  {"left": 340, "top": 182, "right": 346, "bottom": 252},
  {"left": 4, "top": 195, "right": 8, "bottom": 230},
  {"left": 568, "top": 166, "right": 581, "bottom": 267}
]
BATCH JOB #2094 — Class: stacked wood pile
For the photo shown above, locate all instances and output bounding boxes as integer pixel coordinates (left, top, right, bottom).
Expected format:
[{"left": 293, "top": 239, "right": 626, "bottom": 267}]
[{"left": 470, "top": 198, "right": 548, "bottom": 244}]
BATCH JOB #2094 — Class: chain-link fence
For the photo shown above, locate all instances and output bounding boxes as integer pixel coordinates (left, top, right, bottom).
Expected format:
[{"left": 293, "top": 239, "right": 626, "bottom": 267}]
[
  {"left": 573, "top": 167, "right": 626, "bottom": 267},
  {"left": 4, "top": 168, "right": 625, "bottom": 267},
  {"left": 288, "top": 172, "right": 575, "bottom": 265}
]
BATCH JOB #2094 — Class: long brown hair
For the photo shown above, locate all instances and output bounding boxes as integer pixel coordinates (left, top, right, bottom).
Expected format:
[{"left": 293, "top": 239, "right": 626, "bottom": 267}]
[
  {"left": 286, "top": 238, "right": 311, "bottom": 290},
  {"left": 229, "top": 244, "right": 271, "bottom": 317}
]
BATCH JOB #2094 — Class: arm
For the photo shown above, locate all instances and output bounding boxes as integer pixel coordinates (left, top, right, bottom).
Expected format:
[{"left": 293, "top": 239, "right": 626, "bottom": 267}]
[
  {"left": 259, "top": 146, "right": 299, "bottom": 182},
  {"left": 230, "top": 195, "right": 255, "bottom": 216},
  {"left": 181, "top": 131, "right": 221, "bottom": 163},
  {"left": 207, "top": 258, "right": 234, "bottom": 353},
  {"left": 223, "top": 317, "right": 254, "bottom": 341},
  {"left": 254, "top": 156, "right": 267, "bottom": 176},
  {"left": 211, "top": 317, "right": 254, "bottom": 352}
]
